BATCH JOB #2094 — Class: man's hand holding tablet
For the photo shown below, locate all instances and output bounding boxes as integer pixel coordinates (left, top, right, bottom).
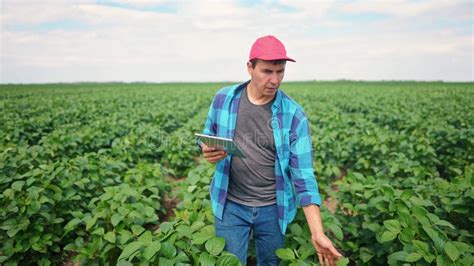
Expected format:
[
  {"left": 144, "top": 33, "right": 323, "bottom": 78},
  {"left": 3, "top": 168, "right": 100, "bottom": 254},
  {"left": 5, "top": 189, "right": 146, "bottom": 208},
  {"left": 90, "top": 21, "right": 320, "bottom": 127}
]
[
  {"left": 200, "top": 142, "right": 227, "bottom": 164},
  {"left": 195, "top": 133, "right": 246, "bottom": 163}
]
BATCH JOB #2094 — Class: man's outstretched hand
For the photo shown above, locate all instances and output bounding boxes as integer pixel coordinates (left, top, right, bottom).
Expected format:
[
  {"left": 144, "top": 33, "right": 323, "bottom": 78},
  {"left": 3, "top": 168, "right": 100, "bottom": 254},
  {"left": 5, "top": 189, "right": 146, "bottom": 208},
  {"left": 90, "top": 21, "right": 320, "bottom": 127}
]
[
  {"left": 201, "top": 143, "right": 227, "bottom": 163},
  {"left": 311, "top": 232, "right": 343, "bottom": 266},
  {"left": 302, "top": 204, "right": 343, "bottom": 266}
]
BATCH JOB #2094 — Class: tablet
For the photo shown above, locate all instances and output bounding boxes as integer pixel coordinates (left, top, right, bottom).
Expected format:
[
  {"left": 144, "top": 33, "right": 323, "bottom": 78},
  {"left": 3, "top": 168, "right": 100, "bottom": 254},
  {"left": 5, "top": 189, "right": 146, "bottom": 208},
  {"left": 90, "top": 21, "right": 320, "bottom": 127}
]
[{"left": 195, "top": 133, "right": 246, "bottom": 158}]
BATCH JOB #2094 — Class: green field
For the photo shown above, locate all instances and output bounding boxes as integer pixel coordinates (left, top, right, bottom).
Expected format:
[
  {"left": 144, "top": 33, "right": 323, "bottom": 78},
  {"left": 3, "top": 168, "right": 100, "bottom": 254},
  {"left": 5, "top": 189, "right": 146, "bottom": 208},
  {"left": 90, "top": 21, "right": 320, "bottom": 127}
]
[{"left": 1, "top": 81, "right": 473, "bottom": 265}]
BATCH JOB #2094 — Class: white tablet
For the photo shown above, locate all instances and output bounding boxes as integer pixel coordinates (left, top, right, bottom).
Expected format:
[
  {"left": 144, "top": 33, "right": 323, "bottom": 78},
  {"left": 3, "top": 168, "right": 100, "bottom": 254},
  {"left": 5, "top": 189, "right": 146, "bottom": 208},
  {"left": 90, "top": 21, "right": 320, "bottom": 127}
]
[{"left": 195, "top": 133, "right": 246, "bottom": 158}]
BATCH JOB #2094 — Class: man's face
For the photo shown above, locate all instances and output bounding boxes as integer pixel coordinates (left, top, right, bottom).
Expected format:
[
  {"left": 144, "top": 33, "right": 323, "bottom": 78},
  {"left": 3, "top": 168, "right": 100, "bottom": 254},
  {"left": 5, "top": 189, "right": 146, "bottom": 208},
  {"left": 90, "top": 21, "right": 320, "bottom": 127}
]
[{"left": 247, "top": 60, "right": 286, "bottom": 97}]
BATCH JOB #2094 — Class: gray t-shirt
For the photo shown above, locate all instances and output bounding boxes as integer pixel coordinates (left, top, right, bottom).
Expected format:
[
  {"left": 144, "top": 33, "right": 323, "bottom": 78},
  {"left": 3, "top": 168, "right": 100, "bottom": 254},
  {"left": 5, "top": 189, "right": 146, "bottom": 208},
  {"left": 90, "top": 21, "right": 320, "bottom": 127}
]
[{"left": 227, "top": 86, "right": 276, "bottom": 206}]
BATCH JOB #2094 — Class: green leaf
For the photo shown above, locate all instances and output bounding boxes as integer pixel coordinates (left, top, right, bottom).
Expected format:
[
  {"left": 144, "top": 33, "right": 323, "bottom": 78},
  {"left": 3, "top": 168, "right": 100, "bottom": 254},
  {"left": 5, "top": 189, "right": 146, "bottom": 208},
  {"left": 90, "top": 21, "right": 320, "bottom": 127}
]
[
  {"left": 53, "top": 217, "right": 64, "bottom": 224},
  {"left": 85, "top": 217, "right": 97, "bottom": 231},
  {"left": 423, "top": 253, "right": 436, "bottom": 264},
  {"left": 399, "top": 227, "right": 415, "bottom": 244},
  {"left": 205, "top": 237, "right": 225, "bottom": 256},
  {"left": 298, "top": 245, "right": 315, "bottom": 260},
  {"left": 451, "top": 241, "right": 469, "bottom": 253},
  {"left": 444, "top": 241, "right": 459, "bottom": 261},
  {"left": 92, "top": 227, "right": 104, "bottom": 236},
  {"left": 175, "top": 240, "right": 189, "bottom": 250},
  {"left": 120, "top": 230, "right": 133, "bottom": 245},
  {"left": 64, "top": 218, "right": 82, "bottom": 232},
  {"left": 459, "top": 255, "right": 474, "bottom": 266},
  {"left": 143, "top": 241, "right": 161, "bottom": 261},
  {"left": 401, "top": 189, "right": 414, "bottom": 199},
  {"left": 187, "top": 185, "right": 197, "bottom": 193},
  {"left": 138, "top": 230, "right": 152, "bottom": 244},
  {"left": 352, "top": 172, "right": 365, "bottom": 181},
  {"left": 332, "top": 166, "right": 341, "bottom": 177},
  {"left": 191, "top": 221, "right": 206, "bottom": 232},
  {"left": 412, "top": 240, "right": 429, "bottom": 255},
  {"left": 199, "top": 252, "right": 216, "bottom": 266},
  {"left": 289, "top": 223, "right": 303, "bottom": 236},
  {"left": 176, "top": 225, "right": 193, "bottom": 238},
  {"left": 25, "top": 184, "right": 39, "bottom": 200},
  {"left": 104, "top": 231, "right": 116, "bottom": 243},
  {"left": 111, "top": 213, "right": 123, "bottom": 227},
  {"left": 118, "top": 241, "right": 143, "bottom": 261},
  {"left": 131, "top": 225, "right": 145, "bottom": 236},
  {"left": 12, "top": 180, "right": 25, "bottom": 191},
  {"left": 158, "top": 257, "right": 174, "bottom": 266},
  {"left": 161, "top": 242, "right": 177, "bottom": 259},
  {"left": 363, "top": 222, "right": 380, "bottom": 232},
  {"left": 410, "top": 196, "right": 425, "bottom": 206},
  {"left": 427, "top": 213, "right": 440, "bottom": 224},
  {"left": 175, "top": 251, "right": 189, "bottom": 263},
  {"left": 436, "top": 254, "right": 451, "bottom": 266},
  {"left": 413, "top": 205, "right": 430, "bottom": 226},
  {"left": 201, "top": 225, "right": 215, "bottom": 235},
  {"left": 159, "top": 222, "right": 174, "bottom": 234},
  {"left": 383, "top": 219, "right": 401, "bottom": 232},
  {"left": 382, "top": 185, "right": 395, "bottom": 197},
  {"left": 75, "top": 236, "right": 84, "bottom": 247},
  {"left": 381, "top": 230, "right": 398, "bottom": 242},
  {"left": 275, "top": 248, "right": 295, "bottom": 260},
  {"left": 71, "top": 211, "right": 84, "bottom": 219},
  {"left": 7, "top": 228, "right": 21, "bottom": 238},
  {"left": 28, "top": 200, "right": 41, "bottom": 213},
  {"left": 435, "top": 220, "right": 455, "bottom": 230},
  {"left": 331, "top": 225, "right": 343, "bottom": 241},
  {"left": 352, "top": 183, "right": 364, "bottom": 191},
  {"left": 40, "top": 211, "right": 51, "bottom": 221},
  {"left": 388, "top": 251, "right": 408, "bottom": 261},
  {"left": 217, "top": 254, "right": 240, "bottom": 266},
  {"left": 192, "top": 231, "right": 213, "bottom": 245},
  {"left": 405, "top": 252, "right": 422, "bottom": 262},
  {"left": 0, "top": 256, "right": 8, "bottom": 263},
  {"left": 360, "top": 249, "right": 374, "bottom": 263},
  {"left": 116, "top": 261, "right": 133, "bottom": 266},
  {"left": 144, "top": 206, "right": 155, "bottom": 218},
  {"left": 295, "top": 261, "right": 311, "bottom": 266},
  {"left": 423, "top": 226, "right": 445, "bottom": 253},
  {"left": 293, "top": 236, "right": 306, "bottom": 246},
  {"left": 398, "top": 211, "right": 411, "bottom": 228},
  {"left": 335, "top": 257, "right": 349, "bottom": 266}
]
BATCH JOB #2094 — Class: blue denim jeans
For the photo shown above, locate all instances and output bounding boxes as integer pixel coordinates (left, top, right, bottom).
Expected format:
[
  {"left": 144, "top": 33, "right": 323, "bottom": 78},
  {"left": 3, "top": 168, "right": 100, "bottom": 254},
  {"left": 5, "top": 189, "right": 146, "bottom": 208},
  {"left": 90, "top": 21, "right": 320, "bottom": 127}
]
[{"left": 214, "top": 199, "right": 285, "bottom": 266}]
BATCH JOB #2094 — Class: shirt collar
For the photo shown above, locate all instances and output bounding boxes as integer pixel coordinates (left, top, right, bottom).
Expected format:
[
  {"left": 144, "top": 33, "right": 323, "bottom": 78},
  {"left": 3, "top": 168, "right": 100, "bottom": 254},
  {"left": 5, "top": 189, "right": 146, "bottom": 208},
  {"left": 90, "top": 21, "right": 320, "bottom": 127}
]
[
  {"left": 234, "top": 80, "right": 282, "bottom": 112},
  {"left": 233, "top": 80, "right": 249, "bottom": 95}
]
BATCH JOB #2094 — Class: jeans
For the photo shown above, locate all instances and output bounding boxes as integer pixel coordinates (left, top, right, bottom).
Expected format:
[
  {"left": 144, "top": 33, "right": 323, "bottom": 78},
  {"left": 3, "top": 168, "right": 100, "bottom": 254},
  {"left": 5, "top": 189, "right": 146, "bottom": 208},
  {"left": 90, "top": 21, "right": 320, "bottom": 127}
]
[{"left": 214, "top": 199, "right": 285, "bottom": 266}]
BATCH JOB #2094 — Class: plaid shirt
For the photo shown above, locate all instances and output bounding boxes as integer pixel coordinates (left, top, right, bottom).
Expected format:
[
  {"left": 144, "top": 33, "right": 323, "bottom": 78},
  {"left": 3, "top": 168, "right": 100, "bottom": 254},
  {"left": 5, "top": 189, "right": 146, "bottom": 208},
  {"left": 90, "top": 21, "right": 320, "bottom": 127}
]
[{"left": 202, "top": 81, "right": 321, "bottom": 234}]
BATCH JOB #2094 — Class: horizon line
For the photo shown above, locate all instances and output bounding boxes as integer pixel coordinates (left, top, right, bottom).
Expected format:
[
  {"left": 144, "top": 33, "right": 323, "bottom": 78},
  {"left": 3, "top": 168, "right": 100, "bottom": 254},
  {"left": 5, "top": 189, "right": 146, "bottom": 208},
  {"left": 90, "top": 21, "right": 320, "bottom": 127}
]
[{"left": 1, "top": 79, "right": 473, "bottom": 85}]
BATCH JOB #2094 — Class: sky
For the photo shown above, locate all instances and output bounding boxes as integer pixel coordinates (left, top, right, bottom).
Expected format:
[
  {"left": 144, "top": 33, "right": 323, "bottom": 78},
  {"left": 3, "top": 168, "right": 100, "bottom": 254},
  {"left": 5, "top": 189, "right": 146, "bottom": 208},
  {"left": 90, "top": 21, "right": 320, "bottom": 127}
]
[{"left": 1, "top": 0, "right": 473, "bottom": 83}]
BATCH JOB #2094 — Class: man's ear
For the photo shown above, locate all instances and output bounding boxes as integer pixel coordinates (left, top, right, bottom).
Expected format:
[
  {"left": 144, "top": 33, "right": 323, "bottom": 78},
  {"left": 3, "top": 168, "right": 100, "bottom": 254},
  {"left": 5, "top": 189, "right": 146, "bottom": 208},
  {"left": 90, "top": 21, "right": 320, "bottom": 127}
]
[{"left": 247, "top": 61, "right": 253, "bottom": 76}]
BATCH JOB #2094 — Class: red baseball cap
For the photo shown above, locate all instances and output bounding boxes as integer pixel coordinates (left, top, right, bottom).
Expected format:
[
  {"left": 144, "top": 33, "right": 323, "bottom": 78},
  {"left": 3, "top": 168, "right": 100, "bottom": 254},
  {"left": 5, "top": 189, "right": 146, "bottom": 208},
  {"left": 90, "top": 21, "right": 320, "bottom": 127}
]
[{"left": 249, "top": 35, "right": 295, "bottom": 62}]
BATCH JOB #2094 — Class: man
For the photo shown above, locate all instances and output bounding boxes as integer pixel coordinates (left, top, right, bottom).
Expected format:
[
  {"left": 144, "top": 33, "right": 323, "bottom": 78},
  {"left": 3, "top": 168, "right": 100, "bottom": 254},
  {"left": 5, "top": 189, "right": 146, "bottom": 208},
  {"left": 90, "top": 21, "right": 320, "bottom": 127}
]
[{"left": 200, "top": 35, "right": 341, "bottom": 265}]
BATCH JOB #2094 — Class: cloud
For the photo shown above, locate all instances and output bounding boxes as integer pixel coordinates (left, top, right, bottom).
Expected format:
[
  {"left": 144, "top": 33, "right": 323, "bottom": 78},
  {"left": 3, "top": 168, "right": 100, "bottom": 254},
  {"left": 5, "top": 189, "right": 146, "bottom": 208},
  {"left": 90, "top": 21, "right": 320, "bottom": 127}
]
[
  {"left": 1, "top": 0, "right": 472, "bottom": 83},
  {"left": 336, "top": 0, "right": 470, "bottom": 18}
]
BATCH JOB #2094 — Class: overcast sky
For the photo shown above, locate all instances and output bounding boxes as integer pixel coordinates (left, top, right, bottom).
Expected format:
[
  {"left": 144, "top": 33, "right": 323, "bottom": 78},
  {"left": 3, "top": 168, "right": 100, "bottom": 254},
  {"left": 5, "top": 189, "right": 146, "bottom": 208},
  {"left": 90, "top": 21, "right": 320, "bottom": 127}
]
[{"left": 1, "top": 0, "right": 473, "bottom": 83}]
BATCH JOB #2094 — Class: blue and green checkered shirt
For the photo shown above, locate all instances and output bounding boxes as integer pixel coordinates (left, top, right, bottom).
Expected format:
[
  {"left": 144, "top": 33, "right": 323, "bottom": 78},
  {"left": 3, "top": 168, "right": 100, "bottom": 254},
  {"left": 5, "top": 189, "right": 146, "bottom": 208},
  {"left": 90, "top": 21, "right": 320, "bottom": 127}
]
[{"left": 203, "top": 81, "right": 321, "bottom": 234}]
